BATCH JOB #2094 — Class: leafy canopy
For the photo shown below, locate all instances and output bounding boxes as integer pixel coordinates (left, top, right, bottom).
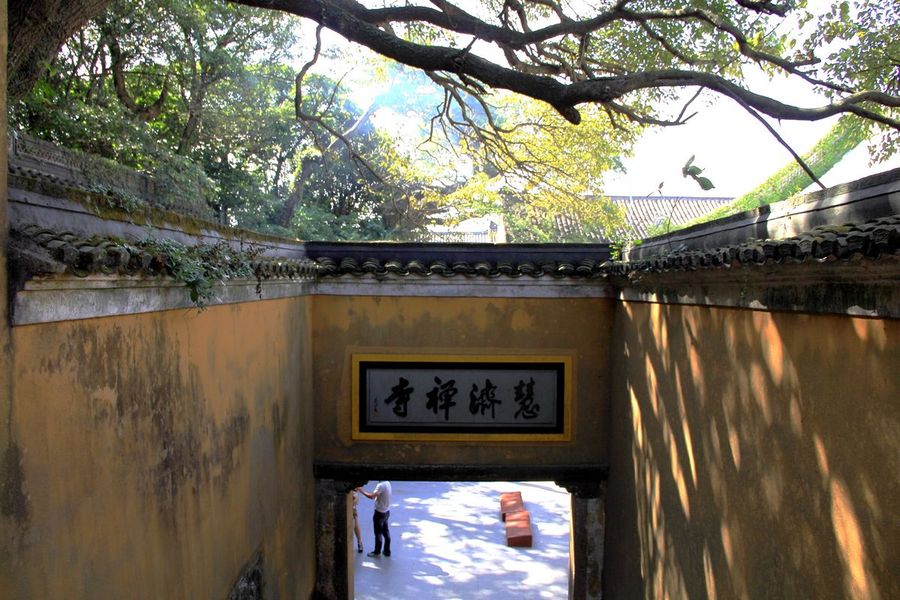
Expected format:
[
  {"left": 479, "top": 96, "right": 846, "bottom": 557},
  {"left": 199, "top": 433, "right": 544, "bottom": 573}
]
[
  {"left": 9, "top": 0, "right": 900, "bottom": 243},
  {"left": 229, "top": 0, "right": 899, "bottom": 136}
]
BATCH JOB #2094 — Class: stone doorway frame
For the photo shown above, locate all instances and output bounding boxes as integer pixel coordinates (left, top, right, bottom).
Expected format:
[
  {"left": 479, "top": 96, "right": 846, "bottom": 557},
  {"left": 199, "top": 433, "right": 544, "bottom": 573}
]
[{"left": 312, "top": 462, "right": 608, "bottom": 600}]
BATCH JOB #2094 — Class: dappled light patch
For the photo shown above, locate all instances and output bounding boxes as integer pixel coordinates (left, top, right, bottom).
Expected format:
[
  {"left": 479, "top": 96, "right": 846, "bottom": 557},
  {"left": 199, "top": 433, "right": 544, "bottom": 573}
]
[
  {"left": 702, "top": 545, "right": 718, "bottom": 600},
  {"left": 612, "top": 301, "right": 899, "bottom": 599},
  {"left": 754, "top": 311, "right": 785, "bottom": 385},
  {"left": 726, "top": 424, "right": 742, "bottom": 471},
  {"left": 645, "top": 355, "right": 660, "bottom": 417},
  {"left": 355, "top": 481, "right": 570, "bottom": 599},
  {"left": 788, "top": 393, "right": 804, "bottom": 437},
  {"left": 749, "top": 362, "right": 773, "bottom": 425},
  {"left": 814, "top": 434, "right": 831, "bottom": 479},
  {"left": 830, "top": 478, "right": 881, "bottom": 600},
  {"left": 681, "top": 418, "right": 698, "bottom": 489}
]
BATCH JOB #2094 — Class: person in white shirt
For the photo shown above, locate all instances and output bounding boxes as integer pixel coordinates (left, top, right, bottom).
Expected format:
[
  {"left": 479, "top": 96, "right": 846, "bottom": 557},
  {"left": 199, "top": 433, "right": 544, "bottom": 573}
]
[{"left": 359, "top": 481, "right": 392, "bottom": 557}]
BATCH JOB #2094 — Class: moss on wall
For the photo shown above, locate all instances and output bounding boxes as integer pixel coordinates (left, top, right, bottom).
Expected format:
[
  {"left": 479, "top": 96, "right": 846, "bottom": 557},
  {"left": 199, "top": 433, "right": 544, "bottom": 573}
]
[
  {"left": 2, "top": 298, "right": 316, "bottom": 598},
  {"left": 605, "top": 302, "right": 900, "bottom": 599}
]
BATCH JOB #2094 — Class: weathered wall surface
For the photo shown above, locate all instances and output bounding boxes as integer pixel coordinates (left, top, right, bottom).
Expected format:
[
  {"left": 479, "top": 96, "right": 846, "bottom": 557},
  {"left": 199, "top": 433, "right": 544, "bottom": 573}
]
[
  {"left": 311, "top": 295, "right": 613, "bottom": 466},
  {"left": 1, "top": 298, "right": 316, "bottom": 599},
  {"left": 0, "top": 0, "right": 13, "bottom": 577},
  {"left": 605, "top": 301, "right": 899, "bottom": 599}
]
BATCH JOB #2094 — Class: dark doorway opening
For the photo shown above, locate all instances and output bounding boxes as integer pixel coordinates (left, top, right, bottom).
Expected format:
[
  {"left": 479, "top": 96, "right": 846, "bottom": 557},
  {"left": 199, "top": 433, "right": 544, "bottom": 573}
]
[{"left": 313, "top": 463, "right": 607, "bottom": 600}]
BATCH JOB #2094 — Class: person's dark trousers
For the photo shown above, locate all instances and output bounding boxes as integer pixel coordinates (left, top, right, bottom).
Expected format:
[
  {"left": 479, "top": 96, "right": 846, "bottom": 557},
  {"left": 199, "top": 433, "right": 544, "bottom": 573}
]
[{"left": 373, "top": 509, "right": 391, "bottom": 555}]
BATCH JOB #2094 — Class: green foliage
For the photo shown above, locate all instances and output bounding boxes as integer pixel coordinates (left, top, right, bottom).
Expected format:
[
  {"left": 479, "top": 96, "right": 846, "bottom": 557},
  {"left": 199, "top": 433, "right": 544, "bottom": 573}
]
[
  {"left": 645, "top": 218, "right": 677, "bottom": 239},
  {"left": 10, "top": 0, "right": 900, "bottom": 251},
  {"left": 680, "top": 115, "right": 870, "bottom": 228},
  {"left": 682, "top": 156, "right": 715, "bottom": 191},
  {"left": 804, "top": 0, "right": 899, "bottom": 161},
  {"left": 733, "top": 115, "right": 866, "bottom": 209},
  {"left": 138, "top": 237, "right": 261, "bottom": 307},
  {"left": 10, "top": 0, "right": 406, "bottom": 239},
  {"left": 27, "top": 0, "right": 892, "bottom": 247},
  {"left": 406, "top": 95, "right": 638, "bottom": 242}
]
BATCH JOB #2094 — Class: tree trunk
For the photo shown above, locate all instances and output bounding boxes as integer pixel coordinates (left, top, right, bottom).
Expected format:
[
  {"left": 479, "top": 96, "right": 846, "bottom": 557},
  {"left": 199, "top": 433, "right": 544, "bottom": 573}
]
[
  {"left": 275, "top": 158, "right": 317, "bottom": 228},
  {"left": 274, "top": 100, "right": 380, "bottom": 228},
  {"left": 176, "top": 91, "right": 206, "bottom": 155},
  {"left": 8, "top": 0, "right": 112, "bottom": 101}
]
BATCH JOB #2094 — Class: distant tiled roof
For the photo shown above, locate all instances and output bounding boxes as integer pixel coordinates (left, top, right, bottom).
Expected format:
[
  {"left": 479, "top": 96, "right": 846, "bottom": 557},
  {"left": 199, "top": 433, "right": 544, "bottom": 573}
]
[
  {"left": 607, "top": 216, "right": 900, "bottom": 276},
  {"left": 547, "top": 195, "right": 735, "bottom": 242},
  {"left": 609, "top": 195, "right": 734, "bottom": 239}
]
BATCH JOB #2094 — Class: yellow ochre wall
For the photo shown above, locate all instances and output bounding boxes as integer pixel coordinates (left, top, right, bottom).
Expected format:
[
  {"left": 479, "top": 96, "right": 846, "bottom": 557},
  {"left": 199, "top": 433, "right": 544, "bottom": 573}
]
[
  {"left": 605, "top": 301, "right": 900, "bottom": 599},
  {"left": 311, "top": 296, "right": 614, "bottom": 465},
  {"left": 2, "top": 298, "right": 316, "bottom": 599}
]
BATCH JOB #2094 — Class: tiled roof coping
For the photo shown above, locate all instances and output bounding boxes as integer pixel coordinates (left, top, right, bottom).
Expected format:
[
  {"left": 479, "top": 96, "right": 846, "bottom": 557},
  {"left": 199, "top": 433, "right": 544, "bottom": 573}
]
[
  {"left": 9, "top": 213, "right": 899, "bottom": 321},
  {"left": 7, "top": 142, "right": 900, "bottom": 287},
  {"left": 10, "top": 225, "right": 317, "bottom": 281},
  {"left": 626, "top": 167, "right": 900, "bottom": 262},
  {"left": 308, "top": 241, "right": 613, "bottom": 280},
  {"left": 315, "top": 256, "right": 610, "bottom": 279},
  {"left": 13, "top": 214, "right": 898, "bottom": 284},
  {"left": 608, "top": 216, "right": 900, "bottom": 277},
  {"left": 304, "top": 241, "right": 612, "bottom": 264},
  {"left": 8, "top": 164, "right": 310, "bottom": 260}
]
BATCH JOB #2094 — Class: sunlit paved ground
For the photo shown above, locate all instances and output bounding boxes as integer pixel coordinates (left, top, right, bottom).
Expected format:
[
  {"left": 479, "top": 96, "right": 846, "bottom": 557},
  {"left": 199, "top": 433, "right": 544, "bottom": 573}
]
[{"left": 353, "top": 480, "right": 570, "bottom": 600}]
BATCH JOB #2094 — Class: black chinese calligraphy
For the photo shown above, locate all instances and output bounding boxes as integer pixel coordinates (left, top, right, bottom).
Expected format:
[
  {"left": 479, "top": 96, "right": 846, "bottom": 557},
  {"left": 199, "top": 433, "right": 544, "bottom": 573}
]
[
  {"left": 382, "top": 377, "right": 414, "bottom": 418},
  {"left": 426, "top": 376, "right": 458, "bottom": 421},
  {"left": 513, "top": 377, "right": 540, "bottom": 420},
  {"left": 469, "top": 379, "right": 501, "bottom": 419}
]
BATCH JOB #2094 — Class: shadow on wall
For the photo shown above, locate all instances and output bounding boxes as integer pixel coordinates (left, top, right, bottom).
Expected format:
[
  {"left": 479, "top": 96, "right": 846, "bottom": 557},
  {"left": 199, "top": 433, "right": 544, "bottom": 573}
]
[{"left": 607, "top": 303, "right": 899, "bottom": 600}]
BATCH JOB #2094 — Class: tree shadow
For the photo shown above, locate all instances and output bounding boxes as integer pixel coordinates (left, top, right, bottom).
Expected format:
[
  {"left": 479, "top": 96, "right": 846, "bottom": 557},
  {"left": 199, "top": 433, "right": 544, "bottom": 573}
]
[{"left": 606, "top": 302, "right": 898, "bottom": 599}]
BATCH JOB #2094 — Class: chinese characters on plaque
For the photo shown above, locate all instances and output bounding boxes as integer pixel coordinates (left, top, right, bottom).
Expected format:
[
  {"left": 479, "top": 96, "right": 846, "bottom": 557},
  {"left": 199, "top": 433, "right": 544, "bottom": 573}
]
[{"left": 355, "top": 357, "right": 568, "bottom": 437}]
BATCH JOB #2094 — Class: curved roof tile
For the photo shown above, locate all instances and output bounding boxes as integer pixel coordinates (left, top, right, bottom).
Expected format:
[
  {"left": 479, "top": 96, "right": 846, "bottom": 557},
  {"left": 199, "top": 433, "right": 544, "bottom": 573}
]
[
  {"left": 606, "top": 216, "right": 900, "bottom": 276},
  {"left": 10, "top": 215, "right": 899, "bottom": 285},
  {"left": 13, "top": 224, "right": 317, "bottom": 281}
]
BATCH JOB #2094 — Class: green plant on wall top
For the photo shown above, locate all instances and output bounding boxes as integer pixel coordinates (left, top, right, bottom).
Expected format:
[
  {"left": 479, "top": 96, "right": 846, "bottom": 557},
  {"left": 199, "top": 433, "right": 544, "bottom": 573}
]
[
  {"left": 729, "top": 115, "right": 870, "bottom": 210},
  {"left": 138, "top": 237, "right": 262, "bottom": 307},
  {"left": 669, "top": 115, "right": 871, "bottom": 232}
]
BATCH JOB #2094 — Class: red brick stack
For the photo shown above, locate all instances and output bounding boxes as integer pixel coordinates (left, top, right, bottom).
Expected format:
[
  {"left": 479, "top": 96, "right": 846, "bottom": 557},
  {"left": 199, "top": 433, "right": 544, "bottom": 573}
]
[{"left": 499, "top": 491, "right": 533, "bottom": 547}]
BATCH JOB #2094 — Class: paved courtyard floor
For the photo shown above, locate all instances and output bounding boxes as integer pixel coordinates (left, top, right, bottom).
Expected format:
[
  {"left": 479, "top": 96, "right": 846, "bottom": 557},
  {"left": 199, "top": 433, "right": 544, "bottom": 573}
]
[{"left": 353, "top": 480, "right": 571, "bottom": 600}]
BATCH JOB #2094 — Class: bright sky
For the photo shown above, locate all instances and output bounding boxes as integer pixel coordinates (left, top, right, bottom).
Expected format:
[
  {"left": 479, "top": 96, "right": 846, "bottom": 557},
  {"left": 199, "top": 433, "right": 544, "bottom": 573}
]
[
  {"left": 601, "top": 89, "right": 900, "bottom": 198},
  {"left": 600, "top": 0, "right": 900, "bottom": 198}
]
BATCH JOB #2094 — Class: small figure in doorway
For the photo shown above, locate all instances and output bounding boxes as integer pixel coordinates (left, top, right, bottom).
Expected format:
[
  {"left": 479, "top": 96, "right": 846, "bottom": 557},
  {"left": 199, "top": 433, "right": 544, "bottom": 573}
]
[{"left": 359, "top": 481, "right": 392, "bottom": 557}]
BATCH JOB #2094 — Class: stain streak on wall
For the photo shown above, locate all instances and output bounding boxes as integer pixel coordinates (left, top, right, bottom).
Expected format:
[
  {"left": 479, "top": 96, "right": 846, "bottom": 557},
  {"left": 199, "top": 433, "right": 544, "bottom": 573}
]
[{"left": 2, "top": 298, "right": 316, "bottom": 599}]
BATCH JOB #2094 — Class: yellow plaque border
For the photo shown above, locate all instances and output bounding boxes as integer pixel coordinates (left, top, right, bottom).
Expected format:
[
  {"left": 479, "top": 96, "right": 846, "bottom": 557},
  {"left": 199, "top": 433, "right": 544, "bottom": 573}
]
[{"left": 351, "top": 353, "right": 573, "bottom": 442}]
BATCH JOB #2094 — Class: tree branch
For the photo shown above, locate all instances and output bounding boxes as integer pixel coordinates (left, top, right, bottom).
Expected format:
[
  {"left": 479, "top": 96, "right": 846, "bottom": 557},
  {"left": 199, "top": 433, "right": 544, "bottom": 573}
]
[
  {"left": 105, "top": 29, "right": 170, "bottom": 121},
  {"left": 230, "top": 0, "right": 900, "bottom": 131},
  {"left": 728, "top": 92, "right": 826, "bottom": 189}
]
